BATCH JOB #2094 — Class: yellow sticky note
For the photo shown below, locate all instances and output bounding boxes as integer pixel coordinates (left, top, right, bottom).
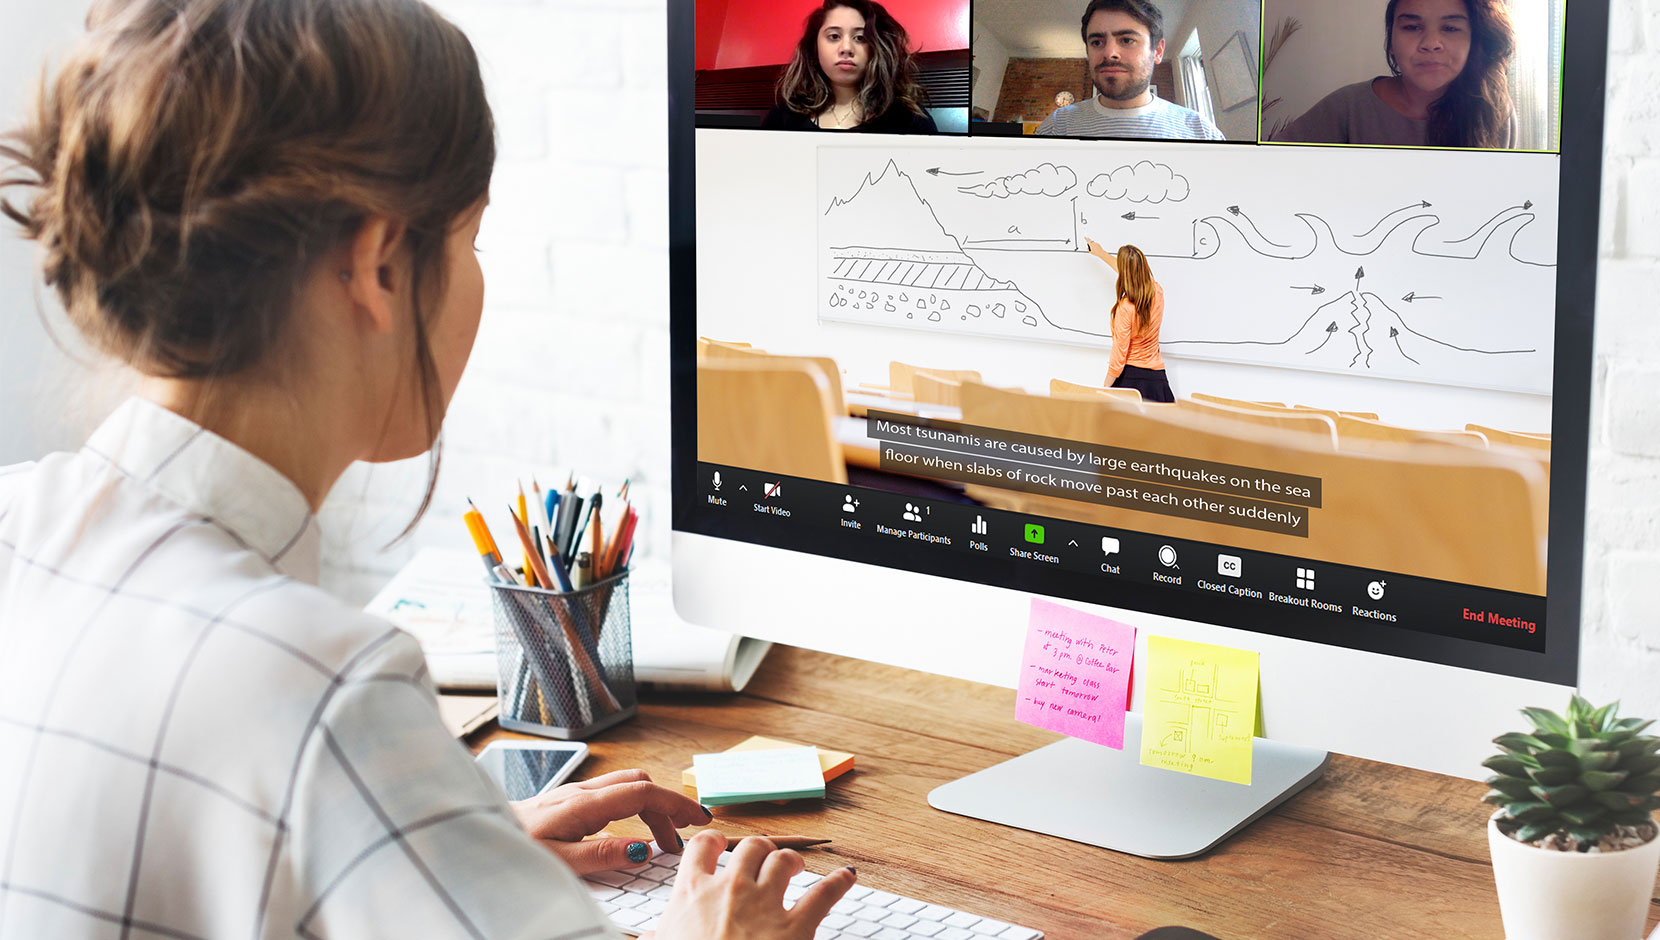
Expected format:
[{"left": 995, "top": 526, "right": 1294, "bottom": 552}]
[{"left": 1139, "top": 636, "right": 1260, "bottom": 785}]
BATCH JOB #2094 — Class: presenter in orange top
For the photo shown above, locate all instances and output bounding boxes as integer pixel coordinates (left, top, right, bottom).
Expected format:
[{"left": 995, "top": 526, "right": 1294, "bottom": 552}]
[{"left": 1086, "top": 239, "right": 1174, "bottom": 402}]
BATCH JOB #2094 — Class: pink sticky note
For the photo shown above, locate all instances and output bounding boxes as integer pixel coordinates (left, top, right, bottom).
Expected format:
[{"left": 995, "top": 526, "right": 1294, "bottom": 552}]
[{"left": 1016, "top": 598, "right": 1137, "bottom": 749}]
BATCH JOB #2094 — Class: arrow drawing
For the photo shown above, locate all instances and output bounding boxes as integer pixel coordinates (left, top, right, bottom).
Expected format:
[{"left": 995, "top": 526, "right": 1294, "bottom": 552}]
[
  {"left": 1369, "top": 293, "right": 1536, "bottom": 355},
  {"left": 1226, "top": 205, "right": 1291, "bottom": 248},
  {"left": 1448, "top": 201, "right": 1534, "bottom": 244},
  {"left": 1307, "top": 321, "right": 1340, "bottom": 354},
  {"left": 1354, "top": 200, "right": 1432, "bottom": 239},
  {"left": 1122, "top": 211, "right": 1161, "bottom": 221},
  {"left": 1401, "top": 292, "right": 1442, "bottom": 303},
  {"left": 1389, "top": 326, "right": 1421, "bottom": 364},
  {"left": 926, "top": 168, "right": 983, "bottom": 177},
  {"left": 1290, "top": 285, "right": 1326, "bottom": 295}
]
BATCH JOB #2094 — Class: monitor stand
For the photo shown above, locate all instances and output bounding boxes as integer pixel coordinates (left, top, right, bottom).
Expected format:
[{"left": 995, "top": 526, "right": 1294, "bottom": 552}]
[{"left": 927, "top": 713, "right": 1330, "bottom": 859}]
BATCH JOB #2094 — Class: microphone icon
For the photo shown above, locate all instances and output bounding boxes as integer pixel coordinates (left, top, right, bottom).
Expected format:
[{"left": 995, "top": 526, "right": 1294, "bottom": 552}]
[{"left": 713, "top": 471, "right": 723, "bottom": 490}]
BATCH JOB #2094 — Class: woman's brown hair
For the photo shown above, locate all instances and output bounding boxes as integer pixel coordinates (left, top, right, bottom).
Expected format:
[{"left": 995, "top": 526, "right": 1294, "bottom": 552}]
[
  {"left": 0, "top": 0, "right": 495, "bottom": 529},
  {"left": 1114, "top": 244, "right": 1156, "bottom": 332},
  {"left": 1385, "top": 0, "right": 1516, "bottom": 149},
  {"left": 776, "top": 0, "right": 928, "bottom": 122}
]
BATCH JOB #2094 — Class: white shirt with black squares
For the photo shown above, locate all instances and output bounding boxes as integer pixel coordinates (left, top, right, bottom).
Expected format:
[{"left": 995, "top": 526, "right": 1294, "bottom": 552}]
[{"left": 0, "top": 397, "right": 619, "bottom": 939}]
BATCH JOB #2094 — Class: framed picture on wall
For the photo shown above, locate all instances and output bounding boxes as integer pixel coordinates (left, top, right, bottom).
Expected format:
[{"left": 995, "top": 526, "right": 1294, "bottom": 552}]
[{"left": 1209, "top": 30, "right": 1257, "bottom": 112}]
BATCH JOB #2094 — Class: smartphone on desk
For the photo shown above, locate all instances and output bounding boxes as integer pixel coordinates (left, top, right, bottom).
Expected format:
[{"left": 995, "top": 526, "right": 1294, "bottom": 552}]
[{"left": 476, "top": 740, "right": 589, "bottom": 800}]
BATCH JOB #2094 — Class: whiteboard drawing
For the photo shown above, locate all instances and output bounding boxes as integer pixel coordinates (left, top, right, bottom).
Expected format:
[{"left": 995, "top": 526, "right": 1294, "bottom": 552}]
[{"left": 818, "top": 144, "right": 1560, "bottom": 393}]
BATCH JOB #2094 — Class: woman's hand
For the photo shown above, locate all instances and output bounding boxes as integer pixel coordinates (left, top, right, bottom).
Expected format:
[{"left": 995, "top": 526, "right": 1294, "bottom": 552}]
[
  {"left": 645, "top": 831, "right": 857, "bottom": 940},
  {"left": 1084, "top": 238, "right": 1117, "bottom": 271},
  {"left": 511, "top": 769, "right": 712, "bottom": 874}
]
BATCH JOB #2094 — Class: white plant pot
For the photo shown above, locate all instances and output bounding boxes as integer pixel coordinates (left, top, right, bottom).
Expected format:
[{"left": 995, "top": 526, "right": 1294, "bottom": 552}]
[{"left": 1488, "top": 812, "right": 1660, "bottom": 940}]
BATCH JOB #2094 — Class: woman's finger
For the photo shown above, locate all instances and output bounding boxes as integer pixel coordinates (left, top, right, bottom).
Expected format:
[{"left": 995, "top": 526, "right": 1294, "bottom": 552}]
[
  {"left": 789, "top": 866, "right": 858, "bottom": 925},
  {"left": 541, "top": 836, "right": 654, "bottom": 876},
  {"left": 567, "top": 768, "right": 652, "bottom": 790},
  {"left": 674, "top": 829, "right": 726, "bottom": 883},
  {"left": 566, "top": 780, "right": 712, "bottom": 833},
  {"left": 638, "top": 809, "right": 685, "bottom": 855},
  {"left": 725, "top": 835, "right": 776, "bottom": 882},
  {"left": 756, "top": 846, "right": 804, "bottom": 897}
]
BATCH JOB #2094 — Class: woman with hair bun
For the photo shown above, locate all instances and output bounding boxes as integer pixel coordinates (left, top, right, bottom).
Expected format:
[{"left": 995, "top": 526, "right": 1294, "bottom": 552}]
[
  {"left": 763, "top": 0, "right": 938, "bottom": 134},
  {"left": 0, "top": 1, "right": 852, "bottom": 937},
  {"left": 1086, "top": 239, "right": 1174, "bottom": 402},
  {"left": 1274, "top": 0, "right": 1517, "bottom": 149}
]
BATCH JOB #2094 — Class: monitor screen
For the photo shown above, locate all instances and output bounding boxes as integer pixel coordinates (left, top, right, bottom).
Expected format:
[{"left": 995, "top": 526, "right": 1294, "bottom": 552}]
[{"left": 673, "top": 0, "right": 1598, "bottom": 713}]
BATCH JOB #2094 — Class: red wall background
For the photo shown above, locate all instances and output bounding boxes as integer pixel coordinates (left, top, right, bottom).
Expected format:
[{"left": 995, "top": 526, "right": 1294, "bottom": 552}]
[{"left": 696, "top": 0, "right": 970, "bottom": 71}]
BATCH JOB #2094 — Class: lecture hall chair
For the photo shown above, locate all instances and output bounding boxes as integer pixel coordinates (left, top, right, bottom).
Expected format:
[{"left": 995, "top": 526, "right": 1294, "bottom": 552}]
[{"left": 697, "top": 360, "right": 848, "bottom": 485}]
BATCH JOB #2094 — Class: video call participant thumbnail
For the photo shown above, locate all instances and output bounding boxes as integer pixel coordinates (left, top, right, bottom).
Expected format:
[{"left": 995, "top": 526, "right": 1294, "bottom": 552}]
[
  {"left": 762, "top": 0, "right": 940, "bottom": 134},
  {"left": 1036, "top": 0, "right": 1224, "bottom": 141},
  {"left": 1271, "top": 0, "right": 1518, "bottom": 149}
]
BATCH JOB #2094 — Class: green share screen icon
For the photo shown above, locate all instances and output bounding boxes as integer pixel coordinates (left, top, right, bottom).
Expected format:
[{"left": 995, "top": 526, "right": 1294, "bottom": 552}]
[{"left": 1023, "top": 523, "right": 1045, "bottom": 545}]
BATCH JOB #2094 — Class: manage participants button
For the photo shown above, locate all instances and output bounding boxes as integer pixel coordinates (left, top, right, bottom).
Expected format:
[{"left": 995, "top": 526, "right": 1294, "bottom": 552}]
[{"left": 1462, "top": 606, "right": 1540, "bottom": 636}]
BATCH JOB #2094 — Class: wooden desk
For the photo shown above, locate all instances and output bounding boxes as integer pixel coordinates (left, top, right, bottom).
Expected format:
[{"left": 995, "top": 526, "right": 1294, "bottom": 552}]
[{"left": 473, "top": 645, "right": 1660, "bottom": 939}]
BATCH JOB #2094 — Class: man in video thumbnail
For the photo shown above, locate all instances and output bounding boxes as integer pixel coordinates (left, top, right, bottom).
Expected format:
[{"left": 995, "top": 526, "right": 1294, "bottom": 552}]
[{"left": 1037, "top": 0, "right": 1223, "bottom": 140}]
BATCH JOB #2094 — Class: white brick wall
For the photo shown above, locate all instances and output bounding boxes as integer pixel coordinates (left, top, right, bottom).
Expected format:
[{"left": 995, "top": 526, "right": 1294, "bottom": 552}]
[
  {"left": 317, "top": 0, "right": 675, "bottom": 603},
  {"left": 6, "top": 0, "right": 1660, "bottom": 716},
  {"left": 1577, "top": 0, "right": 1660, "bottom": 716}
]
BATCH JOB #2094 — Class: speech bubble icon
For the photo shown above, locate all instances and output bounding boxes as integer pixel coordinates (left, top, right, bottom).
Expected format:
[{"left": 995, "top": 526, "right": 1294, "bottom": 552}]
[{"left": 1101, "top": 537, "right": 1120, "bottom": 556}]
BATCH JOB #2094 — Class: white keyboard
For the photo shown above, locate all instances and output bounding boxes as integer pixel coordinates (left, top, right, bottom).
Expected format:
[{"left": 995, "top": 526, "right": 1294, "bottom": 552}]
[{"left": 583, "top": 848, "right": 1044, "bottom": 939}]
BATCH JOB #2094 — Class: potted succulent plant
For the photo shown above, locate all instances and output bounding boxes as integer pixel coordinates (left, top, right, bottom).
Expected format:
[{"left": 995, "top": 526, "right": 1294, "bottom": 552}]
[{"left": 1483, "top": 695, "right": 1660, "bottom": 940}]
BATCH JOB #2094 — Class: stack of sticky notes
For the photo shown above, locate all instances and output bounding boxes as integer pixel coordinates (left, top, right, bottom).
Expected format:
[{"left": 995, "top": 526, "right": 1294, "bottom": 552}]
[{"left": 684, "top": 736, "right": 855, "bottom": 806}]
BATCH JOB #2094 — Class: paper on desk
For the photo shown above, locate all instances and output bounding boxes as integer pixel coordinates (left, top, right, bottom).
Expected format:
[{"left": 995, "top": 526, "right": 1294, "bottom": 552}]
[
  {"left": 1138, "top": 635, "right": 1259, "bottom": 785},
  {"left": 365, "top": 549, "right": 496, "bottom": 658},
  {"left": 692, "top": 747, "right": 826, "bottom": 806},
  {"left": 1016, "top": 599, "right": 1136, "bottom": 749},
  {"left": 366, "top": 548, "right": 770, "bottom": 693}
]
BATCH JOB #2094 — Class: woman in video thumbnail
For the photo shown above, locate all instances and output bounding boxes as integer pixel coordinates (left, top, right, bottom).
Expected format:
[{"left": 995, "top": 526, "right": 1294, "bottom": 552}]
[
  {"left": 1274, "top": 0, "right": 1515, "bottom": 149},
  {"left": 762, "top": 0, "right": 938, "bottom": 134},
  {"left": 1087, "top": 240, "right": 1175, "bottom": 402}
]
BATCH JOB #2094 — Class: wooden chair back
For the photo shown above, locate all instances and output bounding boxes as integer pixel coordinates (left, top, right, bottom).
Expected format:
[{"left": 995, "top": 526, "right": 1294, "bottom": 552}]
[
  {"left": 1336, "top": 416, "right": 1488, "bottom": 448},
  {"left": 1176, "top": 398, "right": 1338, "bottom": 449},
  {"left": 1468, "top": 424, "right": 1551, "bottom": 450},
  {"left": 697, "top": 360, "right": 848, "bottom": 484},
  {"left": 1050, "top": 379, "right": 1143, "bottom": 405},
  {"left": 890, "top": 361, "right": 982, "bottom": 396}
]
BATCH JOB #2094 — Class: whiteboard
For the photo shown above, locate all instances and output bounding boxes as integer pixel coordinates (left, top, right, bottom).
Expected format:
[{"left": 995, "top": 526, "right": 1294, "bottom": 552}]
[{"left": 817, "top": 143, "right": 1561, "bottom": 394}]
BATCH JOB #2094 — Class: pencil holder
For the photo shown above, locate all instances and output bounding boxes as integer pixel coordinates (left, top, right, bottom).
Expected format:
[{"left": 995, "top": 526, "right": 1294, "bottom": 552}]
[{"left": 490, "top": 571, "right": 636, "bottom": 739}]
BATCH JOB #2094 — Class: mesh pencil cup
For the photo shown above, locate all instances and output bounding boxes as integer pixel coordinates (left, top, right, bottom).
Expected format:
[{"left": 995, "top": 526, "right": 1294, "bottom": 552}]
[{"left": 490, "top": 571, "right": 636, "bottom": 739}]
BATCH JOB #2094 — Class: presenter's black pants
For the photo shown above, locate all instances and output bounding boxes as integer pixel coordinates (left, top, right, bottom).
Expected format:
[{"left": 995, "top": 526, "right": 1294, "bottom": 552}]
[{"left": 1111, "top": 365, "right": 1174, "bottom": 403}]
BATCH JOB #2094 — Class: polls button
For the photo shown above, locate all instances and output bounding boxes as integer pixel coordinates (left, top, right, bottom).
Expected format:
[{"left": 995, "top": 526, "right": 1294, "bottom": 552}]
[{"left": 1217, "top": 554, "right": 1243, "bottom": 578}]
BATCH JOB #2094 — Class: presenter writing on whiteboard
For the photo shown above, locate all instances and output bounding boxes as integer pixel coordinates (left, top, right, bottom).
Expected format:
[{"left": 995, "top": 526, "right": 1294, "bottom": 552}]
[{"left": 1087, "top": 239, "right": 1175, "bottom": 402}]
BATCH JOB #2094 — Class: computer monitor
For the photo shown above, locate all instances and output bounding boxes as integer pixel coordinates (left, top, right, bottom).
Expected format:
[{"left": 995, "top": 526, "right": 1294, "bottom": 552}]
[{"left": 670, "top": 0, "right": 1604, "bottom": 857}]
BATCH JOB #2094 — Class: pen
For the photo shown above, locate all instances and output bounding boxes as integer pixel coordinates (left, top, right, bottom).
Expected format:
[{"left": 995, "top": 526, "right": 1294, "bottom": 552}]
[
  {"left": 720, "top": 837, "right": 831, "bottom": 852},
  {"left": 570, "top": 492, "right": 602, "bottom": 567},
  {"left": 544, "top": 488, "right": 562, "bottom": 539},
  {"left": 560, "top": 493, "right": 587, "bottom": 563}
]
